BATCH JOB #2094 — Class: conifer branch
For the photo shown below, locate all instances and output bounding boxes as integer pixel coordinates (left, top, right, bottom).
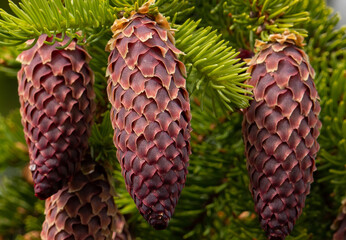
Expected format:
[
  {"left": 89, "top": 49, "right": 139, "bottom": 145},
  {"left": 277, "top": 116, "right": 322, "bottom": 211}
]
[
  {"left": 0, "top": 177, "right": 44, "bottom": 237},
  {"left": 89, "top": 111, "right": 117, "bottom": 164},
  {"left": 315, "top": 53, "right": 346, "bottom": 202},
  {"left": 0, "top": 112, "right": 44, "bottom": 238},
  {"left": 227, "top": 0, "right": 310, "bottom": 44},
  {"left": 0, "top": 112, "right": 28, "bottom": 169},
  {"left": 155, "top": 0, "right": 193, "bottom": 21},
  {"left": 0, "top": 46, "right": 20, "bottom": 76},
  {"left": 304, "top": 0, "right": 346, "bottom": 203},
  {"left": 0, "top": 0, "right": 115, "bottom": 46},
  {"left": 174, "top": 19, "right": 252, "bottom": 112},
  {"left": 187, "top": 1, "right": 232, "bottom": 40},
  {"left": 0, "top": 0, "right": 193, "bottom": 46}
]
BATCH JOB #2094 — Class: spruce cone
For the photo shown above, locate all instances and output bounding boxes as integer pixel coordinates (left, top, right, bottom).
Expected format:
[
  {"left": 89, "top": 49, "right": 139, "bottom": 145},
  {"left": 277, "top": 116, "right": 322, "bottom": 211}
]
[
  {"left": 41, "top": 160, "right": 117, "bottom": 239},
  {"left": 242, "top": 32, "right": 321, "bottom": 239},
  {"left": 106, "top": 14, "right": 191, "bottom": 229},
  {"left": 332, "top": 199, "right": 346, "bottom": 240},
  {"left": 17, "top": 34, "right": 94, "bottom": 199}
]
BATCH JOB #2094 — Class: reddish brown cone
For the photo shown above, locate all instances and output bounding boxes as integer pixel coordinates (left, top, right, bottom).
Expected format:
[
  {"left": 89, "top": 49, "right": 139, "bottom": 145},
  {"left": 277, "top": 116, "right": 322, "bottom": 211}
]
[
  {"left": 41, "top": 160, "right": 117, "bottom": 239},
  {"left": 17, "top": 34, "right": 95, "bottom": 199},
  {"left": 106, "top": 14, "right": 191, "bottom": 229},
  {"left": 242, "top": 32, "right": 321, "bottom": 239}
]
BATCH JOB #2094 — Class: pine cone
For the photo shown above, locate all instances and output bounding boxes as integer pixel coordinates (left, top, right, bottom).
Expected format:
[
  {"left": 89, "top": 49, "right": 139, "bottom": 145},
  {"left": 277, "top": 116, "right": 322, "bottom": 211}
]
[
  {"left": 17, "top": 34, "right": 95, "bottom": 199},
  {"left": 332, "top": 199, "right": 346, "bottom": 240},
  {"left": 106, "top": 14, "right": 191, "bottom": 229},
  {"left": 242, "top": 33, "right": 321, "bottom": 239},
  {"left": 41, "top": 160, "right": 117, "bottom": 239}
]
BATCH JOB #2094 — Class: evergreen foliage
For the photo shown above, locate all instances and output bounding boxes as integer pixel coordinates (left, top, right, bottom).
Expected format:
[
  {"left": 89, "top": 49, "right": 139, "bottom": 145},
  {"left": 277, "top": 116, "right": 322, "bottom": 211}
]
[
  {"left": 174, "top": 19, "right": 251, "bottom": 111},
  {"left": 304, "top": 0, "right": 346, "bottom": 214},
  {"left": 0, "top": 46, "right": 20, "bottom": 76},
  {"left": 0, "top": 111, "right": 44, "bottom": 239},
  {"left": 0, "top": 0, "right": 114, "bottom": 46},
  {"left": 0, "top": 0, "right": 345, "bottom": 239}
]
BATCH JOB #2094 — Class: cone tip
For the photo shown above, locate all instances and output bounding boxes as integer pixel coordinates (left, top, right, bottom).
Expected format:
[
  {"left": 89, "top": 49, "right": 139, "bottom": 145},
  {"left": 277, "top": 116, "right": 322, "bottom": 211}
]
[
  {"left": 34, "top": 181, "right": 61, "bottom": 200},
  {"left": 148, "top": 213, "right": 169, "bottom": 230},
  {"left": 267, "top": 230, "right": 287, "bottom": 240}
]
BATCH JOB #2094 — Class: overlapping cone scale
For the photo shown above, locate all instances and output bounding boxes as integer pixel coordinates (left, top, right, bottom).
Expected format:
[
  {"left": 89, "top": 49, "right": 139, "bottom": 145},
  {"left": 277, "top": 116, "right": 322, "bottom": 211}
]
[
  {"left": 242, "top": 41, "right": 321, "bottom": 239},
  {"left": 17, "top": 34, "right": 95, "bottom": 199},
  {"left": 107, "top": 14, "right": 191, "bottom": 229},
  {"left": 41, "top": 160, "right": 117, "bottom": 240}
]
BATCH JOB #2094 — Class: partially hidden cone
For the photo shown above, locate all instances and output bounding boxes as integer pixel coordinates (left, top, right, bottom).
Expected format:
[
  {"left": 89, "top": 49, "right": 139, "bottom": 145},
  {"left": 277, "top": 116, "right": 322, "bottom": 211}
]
[
  {"left": 41, "top": 160, "right": 117, "bottom": 239},
  {"left": 113, "top": 212, "right": 132, "bottom": 240},
  {"left": 242, "top": 32, "right": 321, "bottom": 239},
  {"left": 17, "top": 34, "right": 95, "bottom": 199},
  {"left": 106, "top": 14, "right": 191, "bottom": 229},
  {"left": 332, "top": 199, "right": 346, "bottom": 240}
]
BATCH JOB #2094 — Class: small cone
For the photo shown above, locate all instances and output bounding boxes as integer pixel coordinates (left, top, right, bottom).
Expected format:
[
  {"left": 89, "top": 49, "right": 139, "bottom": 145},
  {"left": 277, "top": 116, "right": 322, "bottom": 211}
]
[
  {"left": 17, "top": 34, "right": 95, "bottom": 199},
  {"left": 106, "top": 13, "right": 191, "bottom": 229},
  {"left": 41, "top": 160, "right": 117, "bottom": 239},
  {"left": 242, "top": 32, "right": 321, "bottom": 239}
]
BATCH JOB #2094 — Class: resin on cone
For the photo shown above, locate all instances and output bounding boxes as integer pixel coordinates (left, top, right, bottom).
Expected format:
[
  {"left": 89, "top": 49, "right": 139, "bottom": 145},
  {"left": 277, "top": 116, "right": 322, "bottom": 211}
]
[
  {"left": 242, "top": 32, "right": 321, "bottom": 239},
  {"left": 17, "top": 34, "right": 95, "bottom": 199},
  {"left": 106, "top": 9, "right": 191, "bottom": 229},
  {"left": 41, "top": 160, "right": 117, "bottom": 239}
]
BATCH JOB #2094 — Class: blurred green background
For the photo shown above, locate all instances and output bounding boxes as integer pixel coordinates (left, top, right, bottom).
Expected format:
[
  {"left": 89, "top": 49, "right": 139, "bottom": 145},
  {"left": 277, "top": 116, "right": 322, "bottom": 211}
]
[
  {"left": 0, "top": 66, "right": 19, "bottom": 115},
  {"left": 0, "top": 0, "right": 20, "bottom": 115}
]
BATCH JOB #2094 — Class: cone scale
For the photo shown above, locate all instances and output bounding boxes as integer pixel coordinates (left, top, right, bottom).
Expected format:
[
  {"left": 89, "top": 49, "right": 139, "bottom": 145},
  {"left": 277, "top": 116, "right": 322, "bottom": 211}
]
[
  {"left": 106, "top": 13, "right": 191, "bottom": 229},
  {"left": 17, "top": 34, "right": 95, "bottom": 199},
  {"left": 242, "top": 33, "right": 321, "bottom": 239},
  {"left": 41, "top": 160, "right": 117, "bottom": 239}
]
